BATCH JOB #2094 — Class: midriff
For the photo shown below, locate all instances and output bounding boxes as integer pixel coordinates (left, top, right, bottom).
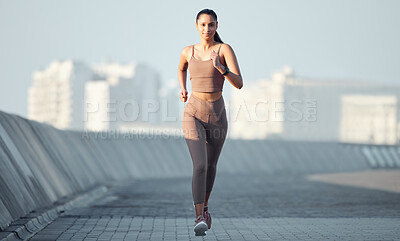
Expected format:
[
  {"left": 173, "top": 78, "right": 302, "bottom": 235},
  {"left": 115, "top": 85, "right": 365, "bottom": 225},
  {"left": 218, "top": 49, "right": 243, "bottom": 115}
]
[{"left": 192, "top": 91, "right": 222, "bottom": 101}]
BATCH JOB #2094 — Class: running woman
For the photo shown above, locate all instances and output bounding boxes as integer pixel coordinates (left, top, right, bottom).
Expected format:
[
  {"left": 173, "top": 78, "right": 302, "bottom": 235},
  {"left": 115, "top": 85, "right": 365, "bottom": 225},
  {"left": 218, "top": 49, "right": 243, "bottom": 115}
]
[{"left": 177, "top": 8, "right": 243, "bottom": 236}]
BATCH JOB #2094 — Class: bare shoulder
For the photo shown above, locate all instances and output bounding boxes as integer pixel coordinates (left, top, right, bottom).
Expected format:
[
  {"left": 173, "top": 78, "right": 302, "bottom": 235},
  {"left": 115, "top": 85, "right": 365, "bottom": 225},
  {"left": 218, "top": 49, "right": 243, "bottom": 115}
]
[
  {"left": 219, "top": 43, "right": 237, "bottom": 61},
  {"left": 181, "top": 45, "right": 193, "bottom": 54},
  {"left": 220, "top": 43, "right": 234, "bottom": 52},
  {"left": 180, "top": 45, "right": 194, "bottom": 62}
]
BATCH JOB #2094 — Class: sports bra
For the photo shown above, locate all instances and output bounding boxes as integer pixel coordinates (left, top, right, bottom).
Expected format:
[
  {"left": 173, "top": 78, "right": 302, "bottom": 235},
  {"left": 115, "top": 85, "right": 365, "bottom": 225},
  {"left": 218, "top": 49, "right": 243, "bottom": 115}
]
[{"left": 188, "top": 44, "right": 225, "bottom": 93}]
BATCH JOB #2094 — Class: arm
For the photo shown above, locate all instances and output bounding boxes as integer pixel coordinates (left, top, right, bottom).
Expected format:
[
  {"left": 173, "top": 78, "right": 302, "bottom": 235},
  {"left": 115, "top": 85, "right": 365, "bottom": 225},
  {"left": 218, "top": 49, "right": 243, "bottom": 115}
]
[
  {"left": 216, "top": 44, "right": 243, "bottom": 89},
  {"left": 177, "top": 46, "right": 190, "bottom": 102}
]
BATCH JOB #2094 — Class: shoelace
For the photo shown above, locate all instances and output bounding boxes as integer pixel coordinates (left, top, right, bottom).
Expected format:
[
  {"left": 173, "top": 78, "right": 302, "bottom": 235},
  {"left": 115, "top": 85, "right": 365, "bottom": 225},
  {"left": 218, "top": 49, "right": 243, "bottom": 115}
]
[
  {"left": 203, "top": 207, "right": 209, "bottom": 216},
  {"left": 195, "top": 215, "right": 205, "bottom": 223}
]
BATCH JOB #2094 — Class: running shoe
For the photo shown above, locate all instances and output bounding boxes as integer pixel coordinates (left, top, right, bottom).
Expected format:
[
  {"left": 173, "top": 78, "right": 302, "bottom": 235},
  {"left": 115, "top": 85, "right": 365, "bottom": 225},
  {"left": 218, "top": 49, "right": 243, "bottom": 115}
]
[
  {"left": 203, "top": 206, "right": 212, "bottom": 229},
  {"left": 194, "top": 215, "right": 208, "bottom": 236}
]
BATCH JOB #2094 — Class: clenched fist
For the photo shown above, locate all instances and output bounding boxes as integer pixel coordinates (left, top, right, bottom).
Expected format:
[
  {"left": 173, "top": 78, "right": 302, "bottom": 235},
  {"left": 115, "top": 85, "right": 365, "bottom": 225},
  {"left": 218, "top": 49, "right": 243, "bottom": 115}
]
[{"left": 179, "top": 89, "right": 188, "bottom": 102}]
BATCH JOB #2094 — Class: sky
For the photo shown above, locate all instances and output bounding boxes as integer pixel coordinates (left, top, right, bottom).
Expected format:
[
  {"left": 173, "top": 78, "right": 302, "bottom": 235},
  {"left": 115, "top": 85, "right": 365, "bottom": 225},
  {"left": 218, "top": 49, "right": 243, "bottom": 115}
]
[{"left": 1, "top": 0, "right": 399, "bottom": 118}]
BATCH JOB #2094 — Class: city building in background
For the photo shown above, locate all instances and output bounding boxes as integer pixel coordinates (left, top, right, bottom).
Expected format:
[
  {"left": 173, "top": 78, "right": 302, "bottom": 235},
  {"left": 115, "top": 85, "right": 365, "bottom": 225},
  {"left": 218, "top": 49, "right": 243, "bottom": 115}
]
[
  {"left": 85, "top": 62, "right": 161, "bottom": 132},
  {"left": 84, "top": 80, "right": 110, "bottom": 131},
  {"left": 28, "top": 60, "right": 162, "bottom": 131},
  {"left": 340, "top": 95, "right": 398, "bottom": 144},
  {"left": 28, "top": 60, "right": 91, "bottom": 130},
  {"left": 29, "top": 61, "right": 400, "bottom": 144},
  {"left": 230, "top": 66, "right": 400, "bottom": 145}
]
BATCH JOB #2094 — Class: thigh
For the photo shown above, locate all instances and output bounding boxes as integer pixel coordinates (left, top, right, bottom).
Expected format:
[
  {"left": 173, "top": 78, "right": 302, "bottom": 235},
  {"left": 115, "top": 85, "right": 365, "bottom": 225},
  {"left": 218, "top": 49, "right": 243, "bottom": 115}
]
[
  {"left": 182, "top": 103, "right": 206, "bottom": 141},
  {"left": 205, "top": 108, "right": 228, "bottom": 165},
  {"left": 206, "top": 107, "right": 228, "bottom": 144},
  {"left": 182, "top": 104, "right": 208, "bottom": 167}
]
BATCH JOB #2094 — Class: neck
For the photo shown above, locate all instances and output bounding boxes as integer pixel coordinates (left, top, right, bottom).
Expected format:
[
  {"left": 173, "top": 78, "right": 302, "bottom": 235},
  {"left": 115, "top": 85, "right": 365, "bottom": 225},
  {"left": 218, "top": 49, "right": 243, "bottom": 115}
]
[{"left": 199, "top": 38, "right": 217, "bottom": 51}]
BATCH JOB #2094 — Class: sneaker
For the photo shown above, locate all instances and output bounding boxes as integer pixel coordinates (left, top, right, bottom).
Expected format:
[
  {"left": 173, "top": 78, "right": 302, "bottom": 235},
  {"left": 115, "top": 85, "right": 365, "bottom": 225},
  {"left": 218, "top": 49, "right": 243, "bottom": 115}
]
[
  {"left": 194, "top": 215, "right": 208, "bottom": 236},
  {"left": 203, "top": 206, "right": 212, "bottom": 229}
]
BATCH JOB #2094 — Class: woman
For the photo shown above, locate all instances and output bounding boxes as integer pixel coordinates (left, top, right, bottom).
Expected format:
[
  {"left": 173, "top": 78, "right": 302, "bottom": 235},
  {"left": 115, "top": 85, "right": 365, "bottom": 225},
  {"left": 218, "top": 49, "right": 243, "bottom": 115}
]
[{"left": 177, "top": 9, "right": 243, "bottom": 236}]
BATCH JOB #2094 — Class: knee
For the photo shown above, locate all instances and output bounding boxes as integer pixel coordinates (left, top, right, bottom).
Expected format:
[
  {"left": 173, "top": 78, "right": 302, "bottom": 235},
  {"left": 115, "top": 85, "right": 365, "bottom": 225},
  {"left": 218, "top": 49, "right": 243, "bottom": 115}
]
[{"left": 194, "top": 164, "right": 207, "bottom": 175}]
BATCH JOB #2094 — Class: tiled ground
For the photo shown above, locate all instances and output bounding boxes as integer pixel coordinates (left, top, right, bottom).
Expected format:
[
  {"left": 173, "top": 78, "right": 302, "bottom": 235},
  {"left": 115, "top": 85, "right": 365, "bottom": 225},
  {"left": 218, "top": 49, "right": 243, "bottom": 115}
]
[
  {"left": 28, "top": 172, "right": 400, "bottom": 240},
  {"left": 29, "top": 216, "right": 400, "bottom": 241}
]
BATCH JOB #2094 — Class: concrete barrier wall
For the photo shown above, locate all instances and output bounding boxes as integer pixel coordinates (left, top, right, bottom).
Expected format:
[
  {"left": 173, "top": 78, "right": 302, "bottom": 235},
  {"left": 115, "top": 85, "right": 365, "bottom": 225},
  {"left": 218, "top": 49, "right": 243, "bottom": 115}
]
[{"left": 0, "top": 110, "right": 385, "bottom": 230}]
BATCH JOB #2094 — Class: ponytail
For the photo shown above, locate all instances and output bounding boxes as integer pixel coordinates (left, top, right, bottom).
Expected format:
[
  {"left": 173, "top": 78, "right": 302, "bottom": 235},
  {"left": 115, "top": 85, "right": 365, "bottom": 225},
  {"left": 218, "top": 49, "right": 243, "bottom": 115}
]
[{"left": 214, "top": 31, "right": 223, "bottom": 43}]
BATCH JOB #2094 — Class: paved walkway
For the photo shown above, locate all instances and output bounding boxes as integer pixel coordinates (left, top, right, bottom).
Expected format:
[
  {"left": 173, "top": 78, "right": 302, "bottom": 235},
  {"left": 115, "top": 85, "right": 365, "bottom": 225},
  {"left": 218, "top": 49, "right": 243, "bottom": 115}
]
[
  {"left": 28, "top": 171, "right": 400, "bottom": 240},
  {"left": 307, "top": 169, "right": 400, "bottom": 193}
]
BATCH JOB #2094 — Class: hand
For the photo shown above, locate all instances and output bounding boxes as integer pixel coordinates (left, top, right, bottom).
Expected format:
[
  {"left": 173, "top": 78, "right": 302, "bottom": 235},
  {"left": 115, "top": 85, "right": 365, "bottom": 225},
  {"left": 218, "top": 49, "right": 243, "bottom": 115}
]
[
  {"left": 179, "top": 89, "right": 188, "bottom": 102},
  {"left": 210, "top": 50, "right": 223, "bottom": 70},
  {"left": 210, "top": 50, "right": 226, "bottom": 74}
]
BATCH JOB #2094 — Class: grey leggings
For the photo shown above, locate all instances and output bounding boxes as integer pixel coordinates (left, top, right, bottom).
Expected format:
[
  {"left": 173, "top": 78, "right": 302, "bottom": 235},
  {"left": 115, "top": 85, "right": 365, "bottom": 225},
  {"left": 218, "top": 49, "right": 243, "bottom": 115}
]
[{"left": 182, "top": 93, "right": 228, "bottom": 205}]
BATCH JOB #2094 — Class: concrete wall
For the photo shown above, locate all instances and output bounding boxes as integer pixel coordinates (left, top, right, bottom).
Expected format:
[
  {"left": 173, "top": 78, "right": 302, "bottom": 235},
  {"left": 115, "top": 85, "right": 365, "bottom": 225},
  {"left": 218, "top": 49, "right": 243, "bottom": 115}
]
[{"left": 1, "top": 110, "right": 397, "bottom": 230}]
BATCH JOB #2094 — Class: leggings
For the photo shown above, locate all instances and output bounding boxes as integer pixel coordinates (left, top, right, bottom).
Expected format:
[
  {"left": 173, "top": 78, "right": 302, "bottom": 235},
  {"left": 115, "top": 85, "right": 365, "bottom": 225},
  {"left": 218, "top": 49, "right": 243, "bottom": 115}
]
[{"left": 182, "top": 93, "right": 228, "bottom": 205}]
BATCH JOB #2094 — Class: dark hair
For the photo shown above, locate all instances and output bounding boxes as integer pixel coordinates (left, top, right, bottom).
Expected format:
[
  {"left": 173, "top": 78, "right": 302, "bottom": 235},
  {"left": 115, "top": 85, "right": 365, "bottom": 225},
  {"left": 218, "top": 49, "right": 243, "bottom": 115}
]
[{"left": 196, "top": 9, "right": 223, "bottom": 43}]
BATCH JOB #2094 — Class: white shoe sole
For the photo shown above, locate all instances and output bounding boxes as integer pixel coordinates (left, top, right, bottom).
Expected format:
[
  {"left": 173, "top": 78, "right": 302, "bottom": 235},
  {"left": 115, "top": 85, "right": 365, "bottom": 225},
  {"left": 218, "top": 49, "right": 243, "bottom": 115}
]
[{"left": 194, "top": 221, "right": 208, "bottom": 236}]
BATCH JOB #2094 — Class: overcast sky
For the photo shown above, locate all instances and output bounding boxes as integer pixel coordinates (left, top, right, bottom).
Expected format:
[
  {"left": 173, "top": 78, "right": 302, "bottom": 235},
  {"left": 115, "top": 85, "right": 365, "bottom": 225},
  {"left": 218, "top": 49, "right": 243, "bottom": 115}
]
[{"left": 1, "top": 0, "right": 399, "bottom": 118}]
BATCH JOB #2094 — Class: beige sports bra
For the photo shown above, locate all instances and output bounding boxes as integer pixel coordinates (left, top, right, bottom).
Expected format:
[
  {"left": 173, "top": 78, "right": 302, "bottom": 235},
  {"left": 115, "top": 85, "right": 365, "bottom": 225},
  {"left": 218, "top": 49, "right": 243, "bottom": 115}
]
[{"left": 188, "top": 44, "right": 225, "bottom": 93}]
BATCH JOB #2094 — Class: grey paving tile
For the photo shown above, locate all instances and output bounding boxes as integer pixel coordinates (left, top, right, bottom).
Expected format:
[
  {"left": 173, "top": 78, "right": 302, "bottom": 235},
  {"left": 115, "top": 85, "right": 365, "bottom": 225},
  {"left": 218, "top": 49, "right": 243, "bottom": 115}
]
[{"left": 25, "top": 173, "right": 400, "bottom": 241}]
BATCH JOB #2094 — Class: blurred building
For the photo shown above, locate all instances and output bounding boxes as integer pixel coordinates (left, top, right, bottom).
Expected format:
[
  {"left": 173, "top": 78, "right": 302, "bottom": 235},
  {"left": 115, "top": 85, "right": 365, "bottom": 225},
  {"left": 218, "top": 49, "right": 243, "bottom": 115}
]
[
  {"left": 114, "top": 78, "right": 184, "bottom": 136},
  {"left": 230, "top": 66, "right": 400, "bottom": 144},
  {"left": 85, "top": 81, "right": 110, "bottom": 131},
  {"left": 28, "top": 60, "right": 91, "bottom": 130},
  {"left": 28, "top": 60, "right": 161, "bottom": 131},
  {"left": 157, "top": 79, "right": 183, "bottom": 125},
  {"left": 85, "top": 62, "right": 161, "bottom": 131},
  {"left": 340, "top": 95, "right": 398, "bottom": 144}
]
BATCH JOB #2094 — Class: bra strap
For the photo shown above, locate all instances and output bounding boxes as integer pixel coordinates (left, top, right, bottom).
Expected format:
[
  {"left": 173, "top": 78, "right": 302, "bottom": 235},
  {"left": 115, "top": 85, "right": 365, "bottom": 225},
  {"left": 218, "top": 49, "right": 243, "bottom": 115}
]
[
  {"left": 192, "top": 45, "right": 195, "bottom": 57},
  {"left": 217, "top": 44, "right": 222, "bottom": 54}
]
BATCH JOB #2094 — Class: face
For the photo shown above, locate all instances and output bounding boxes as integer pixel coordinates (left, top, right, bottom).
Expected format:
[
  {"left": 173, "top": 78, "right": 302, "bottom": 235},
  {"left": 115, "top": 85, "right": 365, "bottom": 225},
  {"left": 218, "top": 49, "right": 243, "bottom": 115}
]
[{"left": 196, "top": 14, "right": 218, "bottom": 40}]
